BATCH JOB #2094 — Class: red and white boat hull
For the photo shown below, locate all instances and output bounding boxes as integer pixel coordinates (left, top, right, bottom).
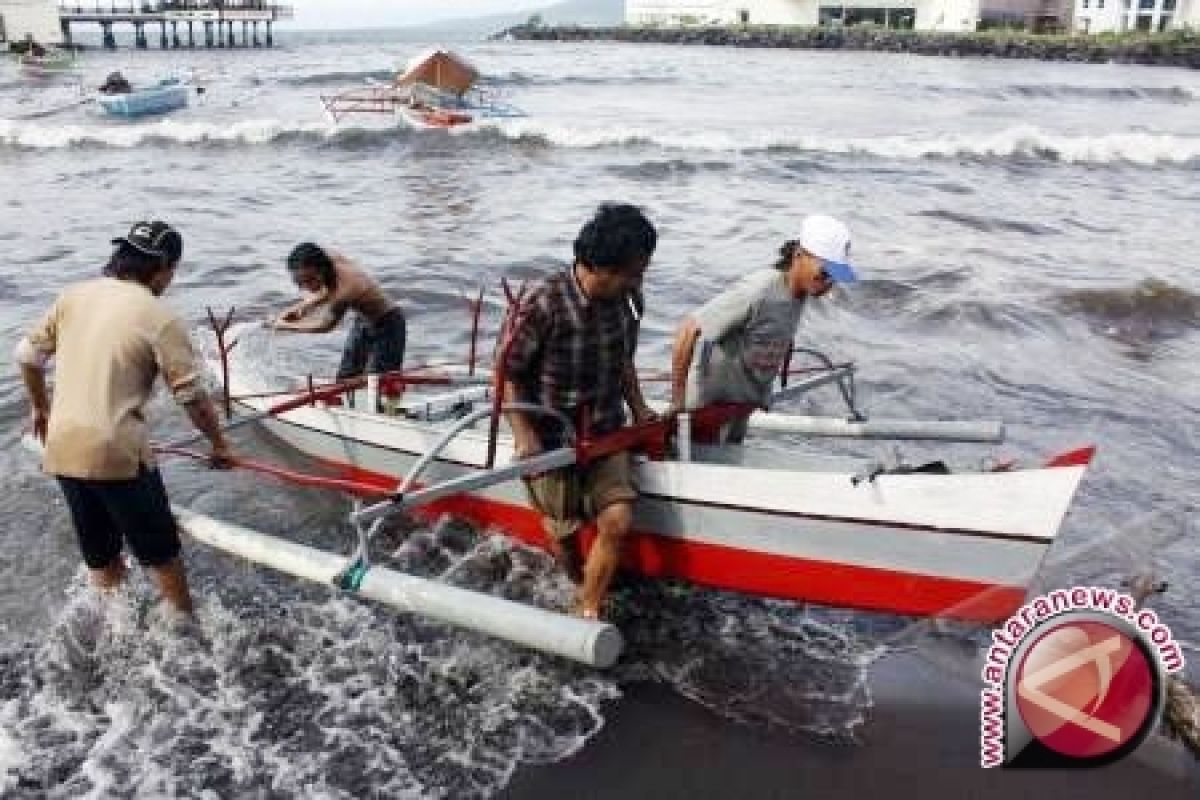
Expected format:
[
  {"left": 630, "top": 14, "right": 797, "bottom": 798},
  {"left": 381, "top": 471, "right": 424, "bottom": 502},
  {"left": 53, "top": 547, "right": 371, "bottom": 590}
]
[{"left": 245, "top": 394, "right": 1091, "bottom": 624}]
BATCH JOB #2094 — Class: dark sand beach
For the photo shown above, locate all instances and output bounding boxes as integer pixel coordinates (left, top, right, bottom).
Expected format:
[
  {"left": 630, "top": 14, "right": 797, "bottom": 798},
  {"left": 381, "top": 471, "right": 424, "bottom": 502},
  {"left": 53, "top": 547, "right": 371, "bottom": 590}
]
[{"left": 505, "top": 649, "right": 1199, "bottom": 799}]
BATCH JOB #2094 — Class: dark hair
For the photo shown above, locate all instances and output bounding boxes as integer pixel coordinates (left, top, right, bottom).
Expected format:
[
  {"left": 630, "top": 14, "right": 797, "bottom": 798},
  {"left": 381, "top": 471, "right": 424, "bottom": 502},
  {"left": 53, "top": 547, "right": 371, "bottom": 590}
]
[
  {"left": 774, "top": 239, "right": 802, "bottom": 271},
  {"left": 573, "top": 204, "right": 657, "bottom": 275},
  {"left": 105, "top": 241, "right": 173, "bottom": 283},
  {"left": 156, "top": 226, "right": 183, "bottom": 265},
  {"left": 286, "top": 242, "right": 336, "bottom": 289}
]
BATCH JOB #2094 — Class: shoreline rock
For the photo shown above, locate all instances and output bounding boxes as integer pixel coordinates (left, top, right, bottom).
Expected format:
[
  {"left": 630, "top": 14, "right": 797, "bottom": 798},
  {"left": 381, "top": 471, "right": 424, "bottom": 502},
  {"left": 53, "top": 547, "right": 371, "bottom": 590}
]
[{"left": 500, "top": 25, "right": 1200, "bottom": 69}]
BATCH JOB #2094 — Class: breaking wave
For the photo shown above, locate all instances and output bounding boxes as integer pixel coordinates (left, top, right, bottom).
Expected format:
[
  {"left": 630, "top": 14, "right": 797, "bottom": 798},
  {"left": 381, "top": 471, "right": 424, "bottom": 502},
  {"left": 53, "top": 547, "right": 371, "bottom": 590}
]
[
  {"left": 0, "top": 118, "right": 396, "bottom": 151},
  {"left": 487, "top": 123, "right": 1200, "bottom": 166},
  {"left": 2, "top": 118, "right": 1196, "bottom": 167}
]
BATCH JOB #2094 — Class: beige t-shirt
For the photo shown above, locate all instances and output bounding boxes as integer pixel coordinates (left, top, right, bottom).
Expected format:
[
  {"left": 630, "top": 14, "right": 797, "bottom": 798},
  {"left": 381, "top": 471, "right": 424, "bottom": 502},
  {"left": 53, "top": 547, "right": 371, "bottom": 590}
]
[{"left": 26, "top": 277, "right": 202, "bottom": 480}]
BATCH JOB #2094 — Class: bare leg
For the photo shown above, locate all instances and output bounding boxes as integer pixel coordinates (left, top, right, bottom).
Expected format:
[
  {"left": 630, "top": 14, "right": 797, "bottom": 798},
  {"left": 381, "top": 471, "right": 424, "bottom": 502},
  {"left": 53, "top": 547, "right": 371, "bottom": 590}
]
[
  {"left": 543, "top": 519, "right": 584, "bottom": 584},
  {"left": 90, "top": 558, "right": 128, "bottom": 593},
  {"left": 149, "top": 556, "right": 194, "bottom": 617},
  {"left": 577, "top": 501, "right": 632, "bottom": 619}
]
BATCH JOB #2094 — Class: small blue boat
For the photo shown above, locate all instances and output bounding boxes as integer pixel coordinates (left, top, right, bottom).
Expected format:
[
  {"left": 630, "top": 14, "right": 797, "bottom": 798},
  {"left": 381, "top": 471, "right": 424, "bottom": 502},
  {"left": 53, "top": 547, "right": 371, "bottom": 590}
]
[{"left": 97, "top": 78, "right": 189, "bottom": 119}]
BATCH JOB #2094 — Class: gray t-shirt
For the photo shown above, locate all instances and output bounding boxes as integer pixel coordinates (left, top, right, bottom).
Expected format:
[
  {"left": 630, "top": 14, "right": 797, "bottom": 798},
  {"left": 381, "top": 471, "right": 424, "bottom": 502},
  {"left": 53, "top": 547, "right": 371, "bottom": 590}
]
[{"left": 688, "top": 269, "right": 805, "bottom": 407}]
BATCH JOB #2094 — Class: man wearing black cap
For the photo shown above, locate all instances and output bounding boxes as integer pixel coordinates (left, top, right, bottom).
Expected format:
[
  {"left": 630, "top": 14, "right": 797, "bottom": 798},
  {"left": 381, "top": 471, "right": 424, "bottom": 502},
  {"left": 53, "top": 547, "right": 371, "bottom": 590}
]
[{"left": 14, "top": 221, "right": 233, "bottom": 620}]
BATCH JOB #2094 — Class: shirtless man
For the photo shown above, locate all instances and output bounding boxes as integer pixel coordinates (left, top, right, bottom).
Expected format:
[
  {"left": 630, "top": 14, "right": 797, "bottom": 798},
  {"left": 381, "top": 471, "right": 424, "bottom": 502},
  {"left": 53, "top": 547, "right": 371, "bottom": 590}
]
[{"left": 273, "top": 243, "right": 406, "bottom": 380}]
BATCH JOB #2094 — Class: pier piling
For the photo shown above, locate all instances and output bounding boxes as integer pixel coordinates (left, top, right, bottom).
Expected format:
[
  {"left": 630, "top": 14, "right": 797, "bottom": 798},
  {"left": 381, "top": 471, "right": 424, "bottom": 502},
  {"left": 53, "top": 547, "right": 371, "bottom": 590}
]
[{"left": 56, "top": 2, "right": 292, "bottom": 51}]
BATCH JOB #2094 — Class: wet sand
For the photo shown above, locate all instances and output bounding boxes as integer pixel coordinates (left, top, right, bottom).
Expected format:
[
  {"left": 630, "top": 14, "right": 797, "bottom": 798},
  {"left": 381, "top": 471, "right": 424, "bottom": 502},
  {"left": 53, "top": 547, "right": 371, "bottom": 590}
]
[{"left": 503, "top": 648, "right": 1199, "bottom": 799}]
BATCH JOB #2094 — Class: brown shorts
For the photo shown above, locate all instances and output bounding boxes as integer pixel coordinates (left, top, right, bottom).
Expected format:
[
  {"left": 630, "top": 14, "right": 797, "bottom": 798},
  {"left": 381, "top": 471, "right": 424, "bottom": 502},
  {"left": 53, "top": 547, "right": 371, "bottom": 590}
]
[{"left": 523, "top": 451, "right": 637, "bottom": 540}]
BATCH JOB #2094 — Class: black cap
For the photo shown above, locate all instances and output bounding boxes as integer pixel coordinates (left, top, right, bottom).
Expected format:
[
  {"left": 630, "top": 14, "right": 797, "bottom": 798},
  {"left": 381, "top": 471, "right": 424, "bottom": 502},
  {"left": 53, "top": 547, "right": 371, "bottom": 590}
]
[{"left": 112, "top": 220, "right": 182, "bottom": 262}]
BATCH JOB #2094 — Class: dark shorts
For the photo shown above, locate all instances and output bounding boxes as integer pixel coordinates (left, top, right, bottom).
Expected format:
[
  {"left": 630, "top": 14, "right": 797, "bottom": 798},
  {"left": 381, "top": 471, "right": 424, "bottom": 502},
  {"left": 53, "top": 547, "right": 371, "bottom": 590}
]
[
  {"left": 523, "top": 451, "right": 637, "bottom": 540},
  {"left": 337, "top": 307, "right": 407, "bottom": 380},
  {"left": 56, "top": 466, "right": 181, "bottom": 569}
]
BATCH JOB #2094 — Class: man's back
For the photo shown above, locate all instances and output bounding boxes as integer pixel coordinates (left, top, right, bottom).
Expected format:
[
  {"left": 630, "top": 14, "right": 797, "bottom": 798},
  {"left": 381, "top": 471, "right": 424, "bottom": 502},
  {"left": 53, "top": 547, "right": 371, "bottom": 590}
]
[
  {"left": 29, "top": 277, "right": 199, "bottom": 480},
  {"left": 691, "top": 269, "right": 804, "bottom": 406}
]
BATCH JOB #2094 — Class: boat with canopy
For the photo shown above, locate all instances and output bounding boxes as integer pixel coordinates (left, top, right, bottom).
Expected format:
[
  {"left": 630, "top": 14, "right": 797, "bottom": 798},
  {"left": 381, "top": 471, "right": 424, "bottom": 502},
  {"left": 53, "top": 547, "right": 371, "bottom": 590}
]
[{"left": 320, "top": 48, "right": 525, "bottom": 128}]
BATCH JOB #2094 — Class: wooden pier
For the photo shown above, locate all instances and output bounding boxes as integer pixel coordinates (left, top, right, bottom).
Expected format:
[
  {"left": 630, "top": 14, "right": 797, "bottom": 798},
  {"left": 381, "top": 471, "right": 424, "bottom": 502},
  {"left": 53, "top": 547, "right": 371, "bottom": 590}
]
[{"left": 58, "top": 2, "right": 293, "bottom": 49}]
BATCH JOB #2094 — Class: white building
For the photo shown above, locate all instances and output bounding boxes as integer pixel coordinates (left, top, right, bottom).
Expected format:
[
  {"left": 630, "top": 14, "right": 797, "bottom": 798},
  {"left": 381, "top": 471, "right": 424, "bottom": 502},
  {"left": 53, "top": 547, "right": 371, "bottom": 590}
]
[
  {"left": 1074, "top": 0, "right": 1199, "bottom": 31},
  {"left": 627, "top": 0, "right": 1070, "bottom": 31},
  {"left": 0, "top": 0, "right": 61, "bottom": 46}
]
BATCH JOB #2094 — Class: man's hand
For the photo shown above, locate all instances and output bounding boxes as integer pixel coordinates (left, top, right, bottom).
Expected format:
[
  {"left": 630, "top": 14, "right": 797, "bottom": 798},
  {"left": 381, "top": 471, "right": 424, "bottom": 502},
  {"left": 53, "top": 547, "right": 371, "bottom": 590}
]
[
  {"left": 270, "top": 314, "right": 297, "bottom": 331},
  {"left": 31, "top": 407, "right": 48, "bottom": 442},
  {"left": 208, "top": 439, "right": 234, "bottom": 470},
  {"left": 630, "top": 403, "right": 660, "bottom": 425},
  {"left": 513, "top": 430, "right": 543, "bottom": 461}
]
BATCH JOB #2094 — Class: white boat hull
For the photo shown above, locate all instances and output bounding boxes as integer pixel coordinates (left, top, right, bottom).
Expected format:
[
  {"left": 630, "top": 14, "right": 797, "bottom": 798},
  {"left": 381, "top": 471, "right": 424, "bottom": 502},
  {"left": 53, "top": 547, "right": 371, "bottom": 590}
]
[{"left": 237, "top": 386, "right": 1091, "bottom": 623}]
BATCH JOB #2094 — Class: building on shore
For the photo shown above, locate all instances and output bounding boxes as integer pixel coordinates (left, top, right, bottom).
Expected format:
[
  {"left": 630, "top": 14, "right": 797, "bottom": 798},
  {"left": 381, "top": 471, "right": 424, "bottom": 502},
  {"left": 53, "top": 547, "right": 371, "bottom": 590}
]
[
  {"left": 0, "top": 0, "right": 61, "bottom": 46},
  {"left": 1074, "top": 0, "right": 1199, "bottom": 32},
  {"left": 627, "top": 0, "right": 1188, "bottom": 31}
]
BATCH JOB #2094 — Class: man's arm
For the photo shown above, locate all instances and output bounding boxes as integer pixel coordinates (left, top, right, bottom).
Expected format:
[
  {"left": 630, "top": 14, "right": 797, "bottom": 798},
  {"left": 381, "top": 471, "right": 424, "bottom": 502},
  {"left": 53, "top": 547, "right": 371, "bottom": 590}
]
[
  {"left": 502, "top": 377, "right": 542, "bottom": 460},
  {"left": 154, "top": 319, "right": 234, "bottom": 465},
  {"left": 278, "top": 287, "right": 330, "bottom": 321},
  {"left": 274, "top": 310, "right": 342, "bottom": 334},
  {"left": 670, "top": 317, "right": 703, "bottom": 411},
  {"left": 622, "top": 361, "right": 656, "bottom": 424},
  {"left": 498, "top": 295, "right": 549, "bottom": 459},
  {"left": 15, "top": 336, "right": 52, "bottom": 441},
  {"left": 183, "top": 392, "right": 232, "bottom": 466}
]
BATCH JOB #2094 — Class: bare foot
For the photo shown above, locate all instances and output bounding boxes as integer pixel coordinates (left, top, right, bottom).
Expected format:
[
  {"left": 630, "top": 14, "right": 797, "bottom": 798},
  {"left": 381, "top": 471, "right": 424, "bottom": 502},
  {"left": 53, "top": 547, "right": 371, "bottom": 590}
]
[{"left": 570, "top": 594, "right": 602, "bottom": 621}]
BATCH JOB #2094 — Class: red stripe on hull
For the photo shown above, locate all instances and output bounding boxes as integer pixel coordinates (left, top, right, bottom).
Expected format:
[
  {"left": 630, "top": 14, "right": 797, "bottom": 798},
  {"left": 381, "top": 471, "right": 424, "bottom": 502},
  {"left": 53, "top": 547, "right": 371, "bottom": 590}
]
[
  {"left": 327, "top": 461, "right": 1028, "bottom": 624},
  {"left": 1045, "top": 445, "right": 1096, "bottom": 468}
]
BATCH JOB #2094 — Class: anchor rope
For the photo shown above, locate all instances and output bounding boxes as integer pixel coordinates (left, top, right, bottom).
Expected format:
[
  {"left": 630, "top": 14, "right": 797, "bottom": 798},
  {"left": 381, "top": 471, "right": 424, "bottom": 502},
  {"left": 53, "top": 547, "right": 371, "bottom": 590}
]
[
  {"left": 1125, "top": 577, "right": 1200, "bottom": 759},
  {"left": 1163, "top": 676, "right": 1200, "bottom": 759}
]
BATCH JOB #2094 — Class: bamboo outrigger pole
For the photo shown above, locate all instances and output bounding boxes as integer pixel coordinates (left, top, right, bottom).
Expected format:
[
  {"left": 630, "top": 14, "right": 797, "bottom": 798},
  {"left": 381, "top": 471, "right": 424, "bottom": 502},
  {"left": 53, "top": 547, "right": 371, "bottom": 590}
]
[{"left": 177, "top": 508, "right": 623, "bottom": 668}]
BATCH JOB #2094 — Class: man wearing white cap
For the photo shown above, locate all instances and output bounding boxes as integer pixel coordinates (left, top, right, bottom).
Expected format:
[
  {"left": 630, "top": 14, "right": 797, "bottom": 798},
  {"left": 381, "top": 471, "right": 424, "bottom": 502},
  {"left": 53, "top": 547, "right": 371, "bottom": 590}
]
[{"left": 669, "top": 214, "right": 857, "bottom": 442}]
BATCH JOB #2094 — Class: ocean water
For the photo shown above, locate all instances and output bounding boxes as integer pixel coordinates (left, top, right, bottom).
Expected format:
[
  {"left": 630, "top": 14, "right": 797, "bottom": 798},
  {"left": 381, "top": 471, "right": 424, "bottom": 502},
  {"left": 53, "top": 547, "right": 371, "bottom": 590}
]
[{"left": 1, "top": 28, "right": 1198, "bottom": 797}]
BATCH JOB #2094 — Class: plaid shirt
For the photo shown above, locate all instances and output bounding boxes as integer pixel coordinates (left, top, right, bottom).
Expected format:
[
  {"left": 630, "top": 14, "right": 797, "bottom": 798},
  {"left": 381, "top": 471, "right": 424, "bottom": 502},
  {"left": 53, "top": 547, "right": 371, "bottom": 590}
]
[{"left": 502, "top": 269, "right": 641, "bottom": 446}]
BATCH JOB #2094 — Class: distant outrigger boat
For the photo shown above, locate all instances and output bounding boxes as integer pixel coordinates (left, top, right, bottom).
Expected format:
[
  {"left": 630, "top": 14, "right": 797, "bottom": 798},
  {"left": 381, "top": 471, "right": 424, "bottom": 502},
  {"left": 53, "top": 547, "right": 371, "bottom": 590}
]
[
  {"left": 17, "top": 48, "right": 77, "bottom": 80},
  {"left": 320, "top": 48, "right": 525, "bottom": 129}
]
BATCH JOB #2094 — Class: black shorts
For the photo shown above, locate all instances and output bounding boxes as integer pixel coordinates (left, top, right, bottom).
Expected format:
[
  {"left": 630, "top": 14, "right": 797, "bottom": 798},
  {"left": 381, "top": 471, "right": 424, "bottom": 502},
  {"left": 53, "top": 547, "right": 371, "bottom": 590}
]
[
  {"left": 56, "top": 466, "right": 181, "bottom": 569},
  {"left": 337, "top": 307, "right": 407, "bottom": 380}
]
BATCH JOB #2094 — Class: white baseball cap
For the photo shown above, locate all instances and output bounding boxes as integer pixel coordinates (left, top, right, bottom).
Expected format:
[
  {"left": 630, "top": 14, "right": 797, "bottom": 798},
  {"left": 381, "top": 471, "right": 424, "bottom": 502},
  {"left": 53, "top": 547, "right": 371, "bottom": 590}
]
[{"left": 798, "top": 214, "right": 857, "bottom": 283}]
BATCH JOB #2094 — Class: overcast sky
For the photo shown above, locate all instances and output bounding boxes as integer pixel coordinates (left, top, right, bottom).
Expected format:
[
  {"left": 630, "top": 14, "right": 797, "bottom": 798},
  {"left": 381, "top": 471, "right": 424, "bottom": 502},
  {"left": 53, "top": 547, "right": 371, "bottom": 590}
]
[{"left": 293, "top": 1, "right": 546, "bottom": 29}]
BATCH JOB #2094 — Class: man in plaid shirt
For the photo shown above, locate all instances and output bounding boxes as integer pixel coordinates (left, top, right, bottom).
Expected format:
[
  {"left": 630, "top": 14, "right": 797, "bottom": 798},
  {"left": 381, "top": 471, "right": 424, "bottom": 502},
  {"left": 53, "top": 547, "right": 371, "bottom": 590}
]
[{"left": 501, "top": 204, "right": 658, "bottom": 620}]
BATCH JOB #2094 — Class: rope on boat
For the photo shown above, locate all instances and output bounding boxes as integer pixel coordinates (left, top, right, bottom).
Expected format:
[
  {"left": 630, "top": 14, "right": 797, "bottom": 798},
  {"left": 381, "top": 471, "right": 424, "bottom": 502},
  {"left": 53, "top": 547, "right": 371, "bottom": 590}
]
[
  {"left": 1124, "top": 576, "right": 1200, "bottom": 759},
  {"left": 1163, "top": 678, "right": 1200, "bottom": 758}
]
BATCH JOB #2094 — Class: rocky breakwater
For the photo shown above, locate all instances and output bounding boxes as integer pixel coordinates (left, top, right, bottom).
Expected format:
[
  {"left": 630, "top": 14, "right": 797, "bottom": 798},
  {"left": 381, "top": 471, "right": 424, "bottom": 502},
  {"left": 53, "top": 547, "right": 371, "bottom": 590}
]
[{"left": 503, "top": 25, "right": 1200, "bottom": 69}]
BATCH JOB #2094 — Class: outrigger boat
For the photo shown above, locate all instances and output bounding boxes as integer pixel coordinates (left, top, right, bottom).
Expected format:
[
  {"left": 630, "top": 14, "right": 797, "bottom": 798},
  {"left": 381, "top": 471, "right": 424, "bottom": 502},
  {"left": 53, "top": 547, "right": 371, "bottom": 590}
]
[
  {"left": 19, "top": 298, "right": 1096, "bottom": 668},
  {"left": 17, "top": 48, "right": 76, "bottom": 80},
  {"left": 173, "top": 295, "right": 1095, "bottom": 663},
  {"left": 320, "top": 48, "right": 525, "bottom": 129}
]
